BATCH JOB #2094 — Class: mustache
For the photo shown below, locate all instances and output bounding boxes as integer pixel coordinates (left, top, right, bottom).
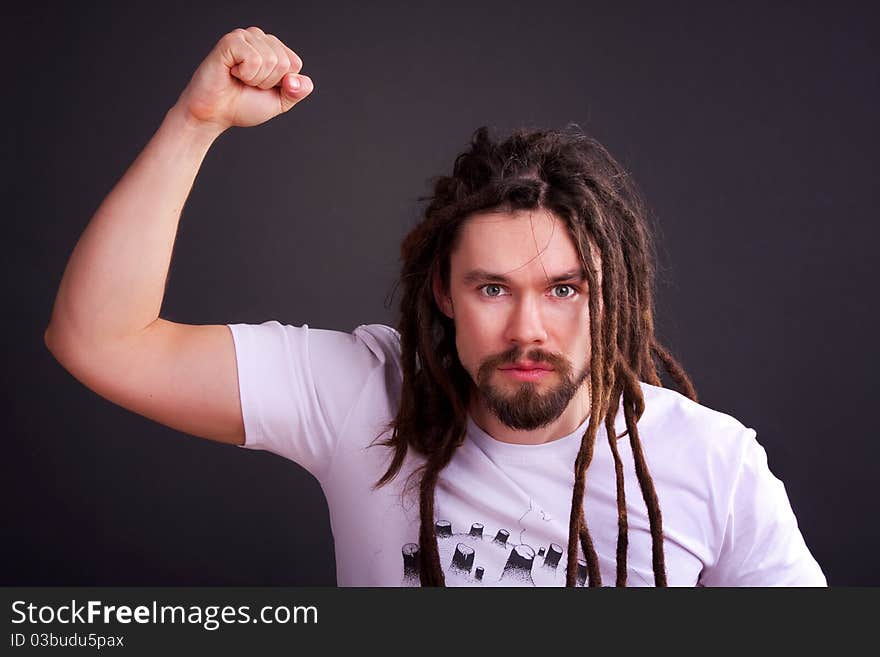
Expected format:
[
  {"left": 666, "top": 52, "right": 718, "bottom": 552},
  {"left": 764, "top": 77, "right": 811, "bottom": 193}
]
[{"left": 479, "top": 346, "right": 570, "bottom": 373}]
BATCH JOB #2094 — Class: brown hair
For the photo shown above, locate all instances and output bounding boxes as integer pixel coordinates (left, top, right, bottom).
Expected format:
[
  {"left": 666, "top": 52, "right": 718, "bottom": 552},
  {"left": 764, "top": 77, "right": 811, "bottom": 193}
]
[{"left": 372, "top": 125, "right": 697, "bottom": 586}]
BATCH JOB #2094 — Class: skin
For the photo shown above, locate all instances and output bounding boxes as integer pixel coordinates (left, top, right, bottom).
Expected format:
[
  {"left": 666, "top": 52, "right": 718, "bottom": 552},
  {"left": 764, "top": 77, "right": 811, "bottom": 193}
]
[{"left": 433, "top": 208, "right": 601, "bottom": 445}]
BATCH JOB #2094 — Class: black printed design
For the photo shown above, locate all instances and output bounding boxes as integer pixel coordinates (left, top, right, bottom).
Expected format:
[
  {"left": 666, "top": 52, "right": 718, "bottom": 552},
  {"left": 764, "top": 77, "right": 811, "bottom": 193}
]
[{"left": 401, "top": 519, "right": 588, "bottom": 586}]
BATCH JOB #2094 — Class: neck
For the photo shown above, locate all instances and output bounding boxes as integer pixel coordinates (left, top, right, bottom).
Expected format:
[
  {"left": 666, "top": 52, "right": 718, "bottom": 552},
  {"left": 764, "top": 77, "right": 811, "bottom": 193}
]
[{"left": 468, "top": 384, "right": 591, "bottom": 445}]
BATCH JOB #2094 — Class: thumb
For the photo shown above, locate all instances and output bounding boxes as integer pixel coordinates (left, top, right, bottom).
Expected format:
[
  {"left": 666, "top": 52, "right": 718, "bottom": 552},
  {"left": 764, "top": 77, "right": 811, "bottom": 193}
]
[{"left": 280, "top": 73, "right": 313, "bottom": 111}]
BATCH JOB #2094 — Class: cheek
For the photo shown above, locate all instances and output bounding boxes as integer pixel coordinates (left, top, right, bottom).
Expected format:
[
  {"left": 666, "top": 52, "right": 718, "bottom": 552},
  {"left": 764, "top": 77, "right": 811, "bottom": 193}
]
[
  {"left": 552, "top": 301, "right": 591, "bottom": 333},
  {"left": 558, "top": 307, "right": 592, "bottom": 366},
  {"left": 451, "top": 307, "right": 499, "bottom": 368}
]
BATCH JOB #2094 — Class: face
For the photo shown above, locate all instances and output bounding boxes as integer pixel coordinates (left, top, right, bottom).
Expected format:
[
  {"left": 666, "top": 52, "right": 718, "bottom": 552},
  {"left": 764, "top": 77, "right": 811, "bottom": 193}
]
[{"left": 434, "top": 208, "right": 599, "bottom": 430}]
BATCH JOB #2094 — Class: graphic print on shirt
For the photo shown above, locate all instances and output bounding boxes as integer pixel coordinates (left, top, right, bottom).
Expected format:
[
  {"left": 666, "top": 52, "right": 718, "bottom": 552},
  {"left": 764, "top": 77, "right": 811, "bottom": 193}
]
[{"left": 400, "top": 501, "right": 588, "bottom": 586}]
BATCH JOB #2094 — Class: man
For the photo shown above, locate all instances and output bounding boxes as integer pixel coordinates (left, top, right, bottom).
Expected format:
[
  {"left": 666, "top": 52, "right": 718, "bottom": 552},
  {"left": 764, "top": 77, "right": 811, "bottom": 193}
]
[{"left": 44, "top": 27, "right": 826, "bottom": 586}]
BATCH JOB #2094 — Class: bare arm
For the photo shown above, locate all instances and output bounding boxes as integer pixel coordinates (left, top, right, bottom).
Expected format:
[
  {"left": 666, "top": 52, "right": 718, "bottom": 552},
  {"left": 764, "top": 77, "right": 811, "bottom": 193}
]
[
  {"left": 45, "top": 105, "right": 218, "bottom": 346},
  {"left": 44, "top": 26, "right": 314, "bottom": 445}
]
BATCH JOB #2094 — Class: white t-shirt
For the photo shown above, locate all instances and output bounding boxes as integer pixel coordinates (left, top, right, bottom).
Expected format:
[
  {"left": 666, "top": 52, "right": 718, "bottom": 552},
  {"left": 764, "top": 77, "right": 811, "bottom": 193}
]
[{"left": 227, "top": 320, "right": 826, "bottom": 587}]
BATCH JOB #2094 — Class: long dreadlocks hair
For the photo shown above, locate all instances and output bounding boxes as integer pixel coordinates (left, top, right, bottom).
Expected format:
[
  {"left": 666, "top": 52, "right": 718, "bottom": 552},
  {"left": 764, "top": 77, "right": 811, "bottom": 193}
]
[{"left": 371, "top": 124, "right": 697, "bottom": 587}]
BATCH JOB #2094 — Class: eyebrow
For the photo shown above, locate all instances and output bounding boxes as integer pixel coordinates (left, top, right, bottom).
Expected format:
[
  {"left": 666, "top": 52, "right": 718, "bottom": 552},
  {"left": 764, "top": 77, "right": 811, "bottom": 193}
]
[{"left": 461, "top": 268, "right": 587, "bottom": 285}]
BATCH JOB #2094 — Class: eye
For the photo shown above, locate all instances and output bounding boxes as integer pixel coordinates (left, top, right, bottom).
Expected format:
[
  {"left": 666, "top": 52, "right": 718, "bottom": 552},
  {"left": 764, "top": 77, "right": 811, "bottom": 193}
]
[
  {"left": 479, "top": 284, "right": 507, "bottom": 298},
  {"left": 552, "top": 284, "right": 578, "bottom": 298}
]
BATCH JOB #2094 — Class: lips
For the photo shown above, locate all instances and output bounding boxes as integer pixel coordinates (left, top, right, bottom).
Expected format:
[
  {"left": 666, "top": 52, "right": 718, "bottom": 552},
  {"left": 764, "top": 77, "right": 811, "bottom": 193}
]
[
  {"left": 500, "top": 362, "right": 554, "bottom": 371},
  {"left": 499, "top": 363, "right": 554, "bottom": 382}
]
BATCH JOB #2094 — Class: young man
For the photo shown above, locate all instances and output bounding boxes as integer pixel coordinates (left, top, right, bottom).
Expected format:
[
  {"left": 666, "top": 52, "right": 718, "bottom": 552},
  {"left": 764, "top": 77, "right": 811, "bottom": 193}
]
[{"left": 45, "top": 27, "right": 826, "bottom": 586}]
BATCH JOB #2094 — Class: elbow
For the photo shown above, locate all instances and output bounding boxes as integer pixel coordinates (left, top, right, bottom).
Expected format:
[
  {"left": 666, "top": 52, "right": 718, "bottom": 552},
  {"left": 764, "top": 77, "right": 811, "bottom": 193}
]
[
  {"left": 44, "top": 325, "right": 71, "bottom": 365},
  {"left": 44, "top": 325, "right": 56, "bottom": 354}
]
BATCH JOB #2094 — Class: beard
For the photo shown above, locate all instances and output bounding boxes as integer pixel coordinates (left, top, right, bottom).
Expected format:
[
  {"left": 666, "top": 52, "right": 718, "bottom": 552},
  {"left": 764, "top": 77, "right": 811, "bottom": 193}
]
[{"left": 474, "top": 346, "right": 589, "bottom": 431}]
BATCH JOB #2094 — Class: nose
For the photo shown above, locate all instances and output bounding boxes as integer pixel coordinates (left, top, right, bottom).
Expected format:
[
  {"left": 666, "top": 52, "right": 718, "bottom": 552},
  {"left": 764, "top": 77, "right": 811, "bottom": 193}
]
[{"left": 503, "top": 293, "right": 548, "bottom": 346}]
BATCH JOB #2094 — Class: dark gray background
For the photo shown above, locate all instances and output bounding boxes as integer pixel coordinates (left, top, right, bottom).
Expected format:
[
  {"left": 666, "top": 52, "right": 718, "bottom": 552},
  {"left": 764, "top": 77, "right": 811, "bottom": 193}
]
[{"left": 4, "top": 0, "right": 877, "bottom": 585}]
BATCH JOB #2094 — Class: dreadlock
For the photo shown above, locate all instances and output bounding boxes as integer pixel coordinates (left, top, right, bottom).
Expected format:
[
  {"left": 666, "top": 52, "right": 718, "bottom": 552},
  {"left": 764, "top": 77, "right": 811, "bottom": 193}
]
[{"left": 371, "top": 124, "right": 697, "bottom": 587}]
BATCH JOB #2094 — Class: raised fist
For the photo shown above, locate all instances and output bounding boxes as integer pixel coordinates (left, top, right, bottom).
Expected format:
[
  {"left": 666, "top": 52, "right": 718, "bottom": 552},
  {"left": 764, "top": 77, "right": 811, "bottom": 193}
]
[{"left": 175, "top": 26, "right": 313, "bottom": 132}]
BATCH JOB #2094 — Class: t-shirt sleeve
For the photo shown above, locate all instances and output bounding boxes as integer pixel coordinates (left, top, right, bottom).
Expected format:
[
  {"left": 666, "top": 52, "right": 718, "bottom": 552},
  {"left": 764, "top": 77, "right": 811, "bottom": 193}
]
[
  {"left": 226, "top": 321, "right": 400, "bottom": 481},
  {"left": 698, "top": 432, "right": 827, "bottom": 586}
]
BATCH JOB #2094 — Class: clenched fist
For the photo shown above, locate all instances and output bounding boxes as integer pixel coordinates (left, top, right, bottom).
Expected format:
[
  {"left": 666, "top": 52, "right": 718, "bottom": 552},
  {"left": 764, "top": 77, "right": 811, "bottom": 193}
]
[{"left": 175, "top": 27, "right": 313, "bottom": 133}]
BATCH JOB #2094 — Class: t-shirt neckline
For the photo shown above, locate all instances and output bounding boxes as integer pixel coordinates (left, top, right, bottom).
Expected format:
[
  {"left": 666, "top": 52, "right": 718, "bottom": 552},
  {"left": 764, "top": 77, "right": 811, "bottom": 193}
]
[{"left": 465, "top": 413, "right": 600, "bottom": 463}]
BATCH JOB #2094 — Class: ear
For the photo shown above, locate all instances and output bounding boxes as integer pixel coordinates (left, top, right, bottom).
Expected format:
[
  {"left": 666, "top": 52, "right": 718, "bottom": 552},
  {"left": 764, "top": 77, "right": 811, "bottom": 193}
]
[{"left": 432, "top": 270, "right": 455, "bottom": 319}]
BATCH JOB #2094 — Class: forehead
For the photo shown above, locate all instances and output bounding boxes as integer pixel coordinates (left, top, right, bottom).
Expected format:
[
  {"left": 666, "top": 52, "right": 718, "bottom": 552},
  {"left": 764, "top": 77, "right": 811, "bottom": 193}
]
[{"left": 450, "top": 208, "right": 584, "bottom": 281}]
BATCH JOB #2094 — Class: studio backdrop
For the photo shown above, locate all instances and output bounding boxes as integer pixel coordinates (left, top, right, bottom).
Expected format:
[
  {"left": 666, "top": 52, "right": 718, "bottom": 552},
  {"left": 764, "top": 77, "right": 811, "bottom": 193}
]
[{"left": 3, "top": 0, "right": 877, "bottom": 585}]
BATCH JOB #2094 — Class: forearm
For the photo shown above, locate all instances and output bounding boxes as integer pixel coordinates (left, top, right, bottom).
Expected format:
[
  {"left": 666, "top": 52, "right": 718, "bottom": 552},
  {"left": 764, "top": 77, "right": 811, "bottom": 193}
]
[{"left": 45, "top": 104, "right": 223, "bottom": 348}]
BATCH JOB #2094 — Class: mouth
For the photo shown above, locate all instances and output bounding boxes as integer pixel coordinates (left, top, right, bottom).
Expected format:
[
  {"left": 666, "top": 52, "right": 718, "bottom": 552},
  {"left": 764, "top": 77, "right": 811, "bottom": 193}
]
[
  {"left": 499, "top": 362, "right": 554, "bottom": 371},
  {"left": 498, "top": 363, "right": 554, "bottom": 381}
]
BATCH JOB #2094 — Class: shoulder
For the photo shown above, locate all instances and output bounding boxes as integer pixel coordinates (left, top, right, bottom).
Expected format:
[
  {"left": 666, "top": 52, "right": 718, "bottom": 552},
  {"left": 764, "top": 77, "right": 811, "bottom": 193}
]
[
  {"left": 229, "top": 321, "right": 402, "bottom": 374},
  {"left": 227, "top": 321, "right": 404, "bottom": 407},
  {"left": 635, "top": 383, "right": 826, "bottom": 585},
  {"left": 639, "top": 382, "right": 749, "bottom": 435},
  {"left": 636, "top": 381, "right": 755, "bottom": 470},
  {"left": 349, "top": 324, "right": 402, "bottom": 371}
]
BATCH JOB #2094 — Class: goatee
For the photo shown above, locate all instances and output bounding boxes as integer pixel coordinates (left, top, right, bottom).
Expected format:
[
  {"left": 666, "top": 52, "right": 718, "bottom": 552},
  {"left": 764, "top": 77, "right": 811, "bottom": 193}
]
[{"left": 475, "top": 346, "right": 589, "bottom": 430}]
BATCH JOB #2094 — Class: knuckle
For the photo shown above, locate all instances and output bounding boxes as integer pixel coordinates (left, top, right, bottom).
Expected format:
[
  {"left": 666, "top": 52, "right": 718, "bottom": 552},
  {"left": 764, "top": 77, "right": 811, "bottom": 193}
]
[
  {"left": 244, "top": 54, "right": 262, "bottom": 74},
  {"left": 221, "top": 30, "right": 243, "bottom": 46},
  {"left": 246, "top": 26, "right": 265, "bottom": 35}
]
